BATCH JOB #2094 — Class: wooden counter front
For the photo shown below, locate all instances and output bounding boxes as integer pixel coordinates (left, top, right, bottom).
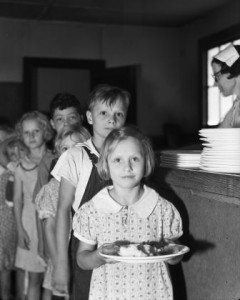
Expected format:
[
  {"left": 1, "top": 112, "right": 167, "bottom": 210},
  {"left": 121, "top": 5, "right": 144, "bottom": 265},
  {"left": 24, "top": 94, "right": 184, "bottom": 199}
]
[{"left": 149, "top": 167, "right": 240, "bottom": 300}]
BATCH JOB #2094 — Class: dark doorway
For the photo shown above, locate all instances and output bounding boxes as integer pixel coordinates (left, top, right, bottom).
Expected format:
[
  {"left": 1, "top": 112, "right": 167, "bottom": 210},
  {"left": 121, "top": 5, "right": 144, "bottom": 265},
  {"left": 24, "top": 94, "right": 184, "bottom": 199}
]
[{"left": 23, "top": 57, "right": 139, "bottom": 125}]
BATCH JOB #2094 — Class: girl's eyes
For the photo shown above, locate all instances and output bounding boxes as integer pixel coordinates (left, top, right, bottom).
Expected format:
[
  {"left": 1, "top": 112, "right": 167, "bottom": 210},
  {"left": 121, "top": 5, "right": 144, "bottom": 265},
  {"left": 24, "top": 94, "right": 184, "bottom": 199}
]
[
  {"left": 113, "top": 157, "right": 121, "bottom": 163},
  {"left": 132, "top": 156, "right": 140, "bottom": 162},
  {"left": 112, "top": 157, "right": 141, "bottom": 163},
  {"left": 61, "top": 146, "right": 68, "bottom": 152},
  {"left": 100, "top": 111, "right": 107, "bottom": 116},
  {"left": 116, "top": 112, "right": 124, "bottom": 118},
  {"left": 23, "top": 128, "right": 42, "bottom": 137}
]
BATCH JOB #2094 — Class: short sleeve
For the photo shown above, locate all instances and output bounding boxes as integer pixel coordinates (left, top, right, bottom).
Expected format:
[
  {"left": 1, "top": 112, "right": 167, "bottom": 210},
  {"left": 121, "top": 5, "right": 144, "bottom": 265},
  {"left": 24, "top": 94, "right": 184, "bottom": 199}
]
[
  {"left": 35, "top": 178, "right": 59, "bottom": 219},
  {"left": 72, "top": 202, "right": 97, "bottom": 245},
  {"left": 160, "top": 198, "right": 183, "bottom": 240},
  {"left": 51, "top": 147, "right": 83, "bottom": 187}
]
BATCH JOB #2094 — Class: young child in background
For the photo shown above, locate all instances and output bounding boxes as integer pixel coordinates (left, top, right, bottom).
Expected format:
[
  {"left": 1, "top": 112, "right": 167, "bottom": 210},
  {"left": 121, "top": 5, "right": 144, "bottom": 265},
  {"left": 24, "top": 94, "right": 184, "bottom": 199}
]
[
  {"left": 0, "top": 136, "right": 27, "bottom": 300},
  {"left": 0, "top": 125, "right": 15, "bottom": 176},
  {"left": 73, "top": 126, "right": 183, "bottom": 300},
  {"left": 13, "top": 111, "right": 54, "bottom": 300},
  {"left": 35, "top": 126, "right": 90, "bottom": 300},
  {"left": 33, "top": 92, "right": 84, "bottom": 200},
  {"left": 51, "top": 85, "right": 130, "bottom": 300}
]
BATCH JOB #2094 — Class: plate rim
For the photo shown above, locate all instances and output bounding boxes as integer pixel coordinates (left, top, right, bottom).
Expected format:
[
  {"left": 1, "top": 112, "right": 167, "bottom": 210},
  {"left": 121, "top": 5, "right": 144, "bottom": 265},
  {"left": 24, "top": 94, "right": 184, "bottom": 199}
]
[{"left": 99, "top": 244, "right": 190, "bottom": 263}]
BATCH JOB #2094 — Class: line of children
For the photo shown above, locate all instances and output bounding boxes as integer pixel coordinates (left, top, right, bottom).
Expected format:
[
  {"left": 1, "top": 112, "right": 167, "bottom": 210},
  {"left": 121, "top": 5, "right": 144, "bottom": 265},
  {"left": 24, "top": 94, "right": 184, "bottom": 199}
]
[
  {"left": 0, "top": 84, "right": 185, "bottom": 300},
  {"left": 32, "top": 92, "right": 87, "bottom": 300},
  {"left": 51, "top": 85, "right": 131, "bottom": 299}
]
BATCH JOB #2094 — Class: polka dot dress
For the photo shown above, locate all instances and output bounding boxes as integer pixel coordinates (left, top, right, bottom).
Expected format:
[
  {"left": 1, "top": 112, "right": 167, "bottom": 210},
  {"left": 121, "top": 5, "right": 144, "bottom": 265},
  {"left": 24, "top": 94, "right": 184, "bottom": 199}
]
[{"left": 73, "top": 186, "right": 183, "bottom": 300}]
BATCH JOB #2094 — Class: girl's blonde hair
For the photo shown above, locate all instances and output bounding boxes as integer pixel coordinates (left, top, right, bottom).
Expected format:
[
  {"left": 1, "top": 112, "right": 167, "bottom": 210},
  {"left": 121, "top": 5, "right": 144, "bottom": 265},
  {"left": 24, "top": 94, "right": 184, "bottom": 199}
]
[
  {"left": 54, "top": 125, "right": 90, "bottom": 155},
  {"left": 98, "top": 126, "right": 155, "bottom": 180},
  {"left": 15, "top": 110, "right": 54, "bottom": 142}
]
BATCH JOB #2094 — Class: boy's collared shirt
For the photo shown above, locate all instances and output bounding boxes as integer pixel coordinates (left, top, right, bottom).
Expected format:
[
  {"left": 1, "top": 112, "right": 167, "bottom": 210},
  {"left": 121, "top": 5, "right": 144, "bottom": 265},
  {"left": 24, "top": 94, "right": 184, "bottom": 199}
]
[{"left": 51, "top": 138, "right": 99, "bottom": 212}]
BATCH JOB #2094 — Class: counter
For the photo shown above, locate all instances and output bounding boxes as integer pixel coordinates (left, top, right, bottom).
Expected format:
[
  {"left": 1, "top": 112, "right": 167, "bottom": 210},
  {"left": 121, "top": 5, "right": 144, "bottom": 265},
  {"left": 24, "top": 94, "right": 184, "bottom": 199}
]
[{"left": 149, "top": 166, "right": 240, "bottom": 300}]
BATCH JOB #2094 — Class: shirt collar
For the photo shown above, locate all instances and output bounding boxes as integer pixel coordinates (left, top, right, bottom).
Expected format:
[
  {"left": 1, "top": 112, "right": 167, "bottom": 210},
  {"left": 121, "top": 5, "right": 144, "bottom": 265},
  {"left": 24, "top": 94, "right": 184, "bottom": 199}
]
[
  {"left": 76, "top": 138, "right": 99, "bottom": 157},
  {"left": 92, "top": 185, "right": 159, "bottom": 218}
]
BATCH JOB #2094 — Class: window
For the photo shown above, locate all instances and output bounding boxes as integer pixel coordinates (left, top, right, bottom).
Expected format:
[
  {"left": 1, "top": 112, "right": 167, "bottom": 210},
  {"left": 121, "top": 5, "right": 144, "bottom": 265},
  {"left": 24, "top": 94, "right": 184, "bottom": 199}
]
[{"left": 199, "top": 25, "right": 240, "bottom": 127}]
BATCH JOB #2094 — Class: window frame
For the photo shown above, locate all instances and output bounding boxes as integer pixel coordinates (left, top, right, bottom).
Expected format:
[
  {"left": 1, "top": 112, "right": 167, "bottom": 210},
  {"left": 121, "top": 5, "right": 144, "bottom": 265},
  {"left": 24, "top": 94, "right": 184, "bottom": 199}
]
[{"left": 199, "top": 24, "right": 240, "bottom": 127}]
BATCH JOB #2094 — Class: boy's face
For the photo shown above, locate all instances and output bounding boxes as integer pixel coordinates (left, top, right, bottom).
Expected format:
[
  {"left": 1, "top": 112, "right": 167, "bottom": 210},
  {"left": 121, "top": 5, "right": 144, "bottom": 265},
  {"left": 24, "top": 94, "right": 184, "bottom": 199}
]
[
  {"left": 51, "top": 107, "right": 82, "bottom": 134},
  {"left": 86, "top": 99, "right": 127, "bottom": 140}
]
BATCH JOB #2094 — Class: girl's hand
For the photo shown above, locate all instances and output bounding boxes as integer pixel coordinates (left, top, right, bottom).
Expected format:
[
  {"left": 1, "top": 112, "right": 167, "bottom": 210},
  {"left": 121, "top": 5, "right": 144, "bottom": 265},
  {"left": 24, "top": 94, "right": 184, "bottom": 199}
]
[
  {"left": 98, "top": 244, "right": 118, "bottom": 264},
  {"left": 18, "top": 229, "right": 30, "bottom": 250},
  {"left": 53, "top": 262, "right": 69, "bottom": 295},
  {"left": 166, "top": 254, "right": 183, "bottom": 265}
]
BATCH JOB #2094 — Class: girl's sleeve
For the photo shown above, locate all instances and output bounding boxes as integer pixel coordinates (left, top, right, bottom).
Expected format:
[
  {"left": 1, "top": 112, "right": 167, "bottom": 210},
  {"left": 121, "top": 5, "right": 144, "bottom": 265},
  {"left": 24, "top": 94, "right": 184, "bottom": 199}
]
[
  {"left": 72, "top": 202, "right": 97, "bottom": 246},
  {"left": 35, "top": 179, "right": 58, "bottom": 219},
  {"left": 161, "top": 198, "right": 183, "bottom": 240}
]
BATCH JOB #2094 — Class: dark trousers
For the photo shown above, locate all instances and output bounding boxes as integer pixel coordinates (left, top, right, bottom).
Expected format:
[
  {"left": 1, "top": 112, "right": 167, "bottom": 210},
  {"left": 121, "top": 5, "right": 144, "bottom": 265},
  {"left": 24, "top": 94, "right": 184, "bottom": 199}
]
[{"left": 70, "top": 235, "right": 92, "bottom": 300}]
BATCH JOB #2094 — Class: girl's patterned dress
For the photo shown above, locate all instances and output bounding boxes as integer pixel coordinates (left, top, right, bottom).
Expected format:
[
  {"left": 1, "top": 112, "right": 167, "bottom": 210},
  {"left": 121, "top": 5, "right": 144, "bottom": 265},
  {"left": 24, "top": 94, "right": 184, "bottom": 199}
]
[
  {"left": 35, "top": 177, "right": 68, "bottom": 297},
  {"left": 73, "top": 185, "right": 183, "bottom": 300},
  {"left": 0, "top": 169, "right": 17, "bottom": 270}
]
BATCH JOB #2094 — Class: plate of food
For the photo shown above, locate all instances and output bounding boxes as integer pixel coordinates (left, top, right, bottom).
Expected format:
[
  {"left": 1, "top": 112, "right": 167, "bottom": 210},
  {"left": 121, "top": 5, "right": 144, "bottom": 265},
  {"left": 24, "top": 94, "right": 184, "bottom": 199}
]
[{"left": 99, "top": 240, "right": 190, "bottom": 263}]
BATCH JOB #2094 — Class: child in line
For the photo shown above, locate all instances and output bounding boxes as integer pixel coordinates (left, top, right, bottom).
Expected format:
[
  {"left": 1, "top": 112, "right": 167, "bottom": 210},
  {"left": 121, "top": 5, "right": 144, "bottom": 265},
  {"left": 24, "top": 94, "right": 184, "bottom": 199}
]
[
  {"left": 0, "top": 125, "right": 15, "bottom": 176},
  {"left": 13, "top": 111, "right": 54, "bottom": 300},
  {"left": 0, "top": 136, "right": 27, "bottom": 300},
  {"left": 73, "top": 126, "right": 183, "bottom": 300},
  {"left": 51, "top": 85, "right": 131, "bottom": 299},
  {"left": 35, "top": 126, "right": 90, "bottom": 300},
  {"left": 33, "top": 92, "right": 84, "bottom": 200}
]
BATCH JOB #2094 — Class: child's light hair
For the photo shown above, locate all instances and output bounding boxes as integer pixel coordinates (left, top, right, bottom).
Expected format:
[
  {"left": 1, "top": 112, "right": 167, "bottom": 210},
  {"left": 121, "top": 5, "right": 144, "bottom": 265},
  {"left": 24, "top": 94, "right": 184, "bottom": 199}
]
[
  {"left": 54, "top": 125, "right": 90, "bottom": 155},
  {"left": 87, "top": 84, "right": 130, "bottom": 113},
  {"left": 98, "top": 126, "right": 155, "bottom": 180},
  {"left": 15, "top": 111, "right": 54, "bottom": 142}
]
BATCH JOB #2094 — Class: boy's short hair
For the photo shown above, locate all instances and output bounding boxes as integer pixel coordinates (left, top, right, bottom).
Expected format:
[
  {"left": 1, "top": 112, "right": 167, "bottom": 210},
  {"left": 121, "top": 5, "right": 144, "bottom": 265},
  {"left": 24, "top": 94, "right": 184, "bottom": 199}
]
[
  {"left": 98, "top": 126, "right": 155, "bottom": 180},
  {"left": 87, "top": 85, "right": 130, "bottom": 112},
  {"left": 16, "top": 110, "right": 54, "bottom": 142},
  {"left": 49, "top": 92, "right": 83, "bottom": 118}
]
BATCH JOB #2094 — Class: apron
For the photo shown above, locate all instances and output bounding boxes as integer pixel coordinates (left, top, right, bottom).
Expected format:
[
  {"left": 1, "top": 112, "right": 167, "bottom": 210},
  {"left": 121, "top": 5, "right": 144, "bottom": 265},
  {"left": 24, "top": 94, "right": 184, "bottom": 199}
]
[{"left": 70, "top": 146, "right": 110, "bottom": 300}]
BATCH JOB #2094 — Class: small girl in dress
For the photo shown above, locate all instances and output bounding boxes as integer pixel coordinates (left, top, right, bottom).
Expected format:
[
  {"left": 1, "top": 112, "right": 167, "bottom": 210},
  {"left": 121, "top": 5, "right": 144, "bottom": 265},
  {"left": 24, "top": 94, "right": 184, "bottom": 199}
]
[
  {"left": 35, "top": 126, "right": 90, "bottom": 300},
  {"left": 13, "top": 111, "right": 54, "bottom": 300},
  {"left": 73, "top": 126, "right": 183, "bottom": 300},
  {"left": 0, "top": 136, "right": 27, "bottom": 300}
]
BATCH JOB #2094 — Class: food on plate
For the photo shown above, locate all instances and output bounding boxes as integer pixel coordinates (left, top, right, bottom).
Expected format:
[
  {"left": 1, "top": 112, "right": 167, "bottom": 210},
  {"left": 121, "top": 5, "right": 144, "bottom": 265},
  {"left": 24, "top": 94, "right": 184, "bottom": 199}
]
[{"left": 101, "top": 240, "right": 183, "bottom": 257}]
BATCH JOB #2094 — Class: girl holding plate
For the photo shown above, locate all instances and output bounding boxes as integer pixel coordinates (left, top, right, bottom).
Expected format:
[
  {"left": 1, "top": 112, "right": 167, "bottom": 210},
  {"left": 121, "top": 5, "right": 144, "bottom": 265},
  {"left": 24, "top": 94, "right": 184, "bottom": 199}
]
[{"left": 72, "top": 126, "right": 183, "bottom": 300}]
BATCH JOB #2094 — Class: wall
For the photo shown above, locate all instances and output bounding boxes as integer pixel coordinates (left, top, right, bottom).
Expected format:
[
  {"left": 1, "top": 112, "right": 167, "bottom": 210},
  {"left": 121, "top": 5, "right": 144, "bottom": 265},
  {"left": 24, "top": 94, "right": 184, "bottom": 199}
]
[
  {"left": 0, "top": 18, "right": 181, "bottom": 136},
  {"left": 1, "top": 0, "right": 239, "bottom": 138},
  {"left": 150, "top": 167, "right": 240, "bottom": 300}
]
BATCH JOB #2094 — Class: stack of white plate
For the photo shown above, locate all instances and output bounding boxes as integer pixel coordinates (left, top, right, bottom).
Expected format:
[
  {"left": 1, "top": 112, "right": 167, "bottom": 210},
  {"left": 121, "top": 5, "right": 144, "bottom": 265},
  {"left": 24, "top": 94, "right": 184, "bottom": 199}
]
[
  {"left": 160, "top": 150, "right": 201, "bottom": 169},
  {"left": 199, "top": 128, "right": 240, "bottom": 173}
]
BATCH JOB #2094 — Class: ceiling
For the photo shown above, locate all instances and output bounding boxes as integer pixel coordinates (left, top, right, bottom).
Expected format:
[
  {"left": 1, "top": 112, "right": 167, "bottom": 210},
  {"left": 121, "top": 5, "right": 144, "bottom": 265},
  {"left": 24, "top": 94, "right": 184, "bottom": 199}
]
[{"left": 0, "top": 0, "right": 236, "bottom": 27}]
